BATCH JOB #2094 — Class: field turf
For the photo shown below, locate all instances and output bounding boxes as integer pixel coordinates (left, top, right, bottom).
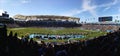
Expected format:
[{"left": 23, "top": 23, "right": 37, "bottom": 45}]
[{"left": 7, "top": 27, "right": 107, "bottom": 41}]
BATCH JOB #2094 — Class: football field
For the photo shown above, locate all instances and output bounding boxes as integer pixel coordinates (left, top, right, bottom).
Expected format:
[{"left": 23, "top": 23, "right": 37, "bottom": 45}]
[{"left": 7, "top": 27, "right": 107, "bottom": 40}]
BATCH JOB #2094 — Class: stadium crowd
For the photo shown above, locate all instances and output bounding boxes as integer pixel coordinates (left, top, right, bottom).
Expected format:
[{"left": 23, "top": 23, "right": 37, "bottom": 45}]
[
  {"left": 81, "top": 24, "right": 120, "bottom": 31},
  {"left": 12, "top": 20, "right": 80, "bottom": 27},
  {"left": 0, "top": 29, "right": 120, "bottom": 56}
]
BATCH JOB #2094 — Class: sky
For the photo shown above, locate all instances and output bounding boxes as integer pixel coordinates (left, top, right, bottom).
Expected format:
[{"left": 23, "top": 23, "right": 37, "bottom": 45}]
[{"left": 0, "top": 0, "right": 120, "bottom": 22}]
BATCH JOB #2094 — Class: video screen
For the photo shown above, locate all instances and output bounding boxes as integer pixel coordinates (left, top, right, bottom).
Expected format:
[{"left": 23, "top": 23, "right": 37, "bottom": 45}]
[{"left": 99, "top": 16, "right": 112, "bottom": 22}]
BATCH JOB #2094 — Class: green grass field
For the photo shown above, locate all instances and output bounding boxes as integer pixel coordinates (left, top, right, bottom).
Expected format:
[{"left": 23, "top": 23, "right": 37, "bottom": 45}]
[{"left": 7, "top": 27, "right": 107, "bottom": 41}]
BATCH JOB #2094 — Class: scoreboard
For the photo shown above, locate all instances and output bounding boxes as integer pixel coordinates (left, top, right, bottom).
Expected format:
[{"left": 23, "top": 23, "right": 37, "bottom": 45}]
[{"left": 99, "top": 16, "right": 112, "bottom": 22}]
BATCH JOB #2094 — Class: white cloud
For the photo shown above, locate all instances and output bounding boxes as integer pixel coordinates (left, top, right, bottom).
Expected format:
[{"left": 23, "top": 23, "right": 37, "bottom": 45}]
[
  {"left": 0, "top": 9, "right": 4, "bottom": 15},
  {"left": 101, "top": 0, "right": 117, "bottom": 7},
  {"left": 0, "top": 9, "right": 4, "bottom": 13},
  {"left": 119, "top": 8, "right": 120, "bottom": 12},
  {"left": 60, "top": 0, "right": 97, "bottom": 17},
  {"left": 60, "top": 0, "right": 119, "bottom": 17},
  {"left": 21, "top": 0, "right": 30, "bottom": 4},
  {"left": 59, "top": 9, "right": 86, "bottom": 16},
  {"left": 96, "top": 0, "right": 118, "bottom": 11},
  {"left": 82, "top": 0, "right": 97, "bottom": 17},
  {"left": 103, "top": 7, "right": 111, "bottom": 11},
  {"left": 0, "top": 0, "right": 30, "bottom": 7}
]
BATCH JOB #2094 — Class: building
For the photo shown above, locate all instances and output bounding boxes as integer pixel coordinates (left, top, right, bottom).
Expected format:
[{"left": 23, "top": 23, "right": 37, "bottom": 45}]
[
  {"left": 0, "top": 11, "right": 14, "bottom": 23},
  {"left": 13, "top": 15, "right": 81, "bottom": 27}
]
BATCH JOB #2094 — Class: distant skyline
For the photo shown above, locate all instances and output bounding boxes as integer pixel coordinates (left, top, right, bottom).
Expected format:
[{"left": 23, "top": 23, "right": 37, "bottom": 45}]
[{"left": 0, "top": 0, "right": 120, "bottom": 22}]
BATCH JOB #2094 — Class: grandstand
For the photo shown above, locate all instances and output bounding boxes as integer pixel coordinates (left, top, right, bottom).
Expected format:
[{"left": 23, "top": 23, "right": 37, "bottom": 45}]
[
  {"left": 80, "top": 16, "right": 120, "bottom": 32},
  {"left": 11, "top": 15, "right": 81, "bottom": 27},
  {"left": 13, "top": 15, "right": 80, "bottom": 23}
]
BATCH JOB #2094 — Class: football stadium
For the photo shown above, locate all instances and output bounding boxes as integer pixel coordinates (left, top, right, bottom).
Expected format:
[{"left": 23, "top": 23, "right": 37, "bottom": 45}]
[
  {"left": 0, "top": 1, "right": 120, "bottom": 55},
  {"left": 11, "top": 14, "right": 81, "bottom": 27}
]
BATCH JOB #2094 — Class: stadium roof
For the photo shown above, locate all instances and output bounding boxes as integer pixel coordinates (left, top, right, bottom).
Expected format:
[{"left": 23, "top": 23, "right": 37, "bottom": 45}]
[{"left": 13, "top": 14, "right": 80, "bottom": 20}]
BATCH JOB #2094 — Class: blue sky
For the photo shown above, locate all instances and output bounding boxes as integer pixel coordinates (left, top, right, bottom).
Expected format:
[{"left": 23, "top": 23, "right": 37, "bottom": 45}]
[{"left": 0, "top": 0, "right": 120, "bottom": 22}]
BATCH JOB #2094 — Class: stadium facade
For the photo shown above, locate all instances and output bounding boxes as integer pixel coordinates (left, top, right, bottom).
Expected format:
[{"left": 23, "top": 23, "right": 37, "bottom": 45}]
[
  {"left": 12, "top": 15, "right": 81, "bottom": 27},
  {"left": 13, "top": 15, "right": 80, "bottom": 23}
]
